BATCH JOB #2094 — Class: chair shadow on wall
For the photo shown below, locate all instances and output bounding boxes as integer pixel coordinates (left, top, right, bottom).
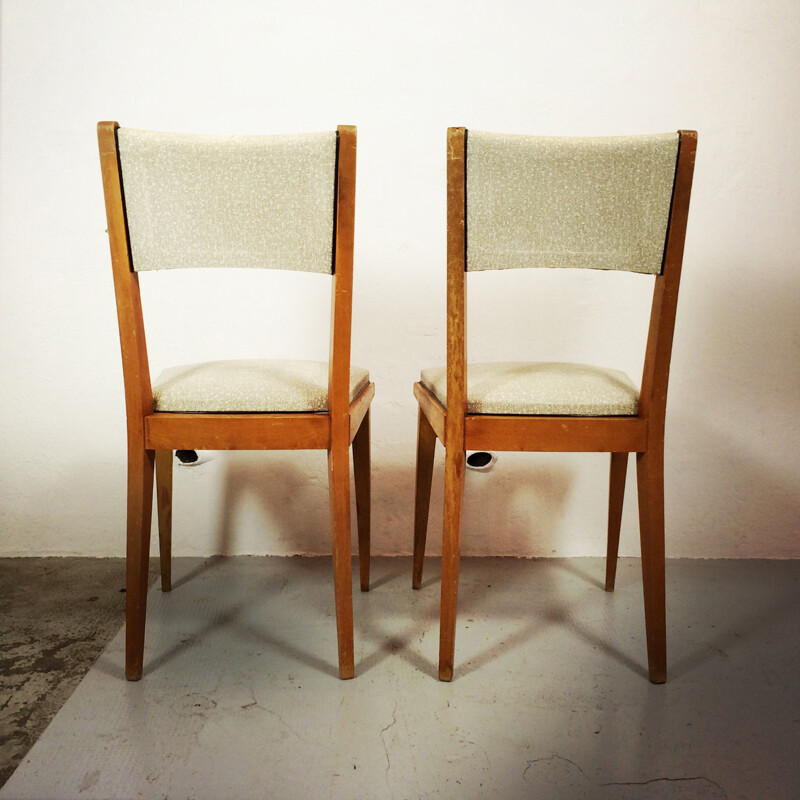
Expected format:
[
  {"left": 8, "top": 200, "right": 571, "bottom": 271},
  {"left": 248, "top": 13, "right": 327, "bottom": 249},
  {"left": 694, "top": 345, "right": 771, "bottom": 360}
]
[{"left": 168, "top": 451, "right": 330, "bottom": 593}]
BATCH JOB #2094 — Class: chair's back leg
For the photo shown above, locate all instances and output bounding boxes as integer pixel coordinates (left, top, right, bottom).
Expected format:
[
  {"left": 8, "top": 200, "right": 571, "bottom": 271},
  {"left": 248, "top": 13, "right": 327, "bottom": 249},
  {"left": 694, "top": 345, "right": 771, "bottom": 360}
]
[
  {"left": 155, "top": 449, "right": 173, "bottom": 592},
  {"left": 636, "top": 445, "right": 667, "bottom": 683},
  {"left": 328, "top": 440, "right": 355, "bottom": 679},
  {"left": 605, "top": 451, "right": 629, "bottom": 592},
  {"left": 352, "top": 409, "right": 371, "bottom": 592},
  {"left": 438, "top": 446, "right": 466, "bottom": 681},
  {"left": 413, "top": 407, "right": 438, "bottom": 589},
  {"left": 126, "top": 445, "right": 155, "bottom": 681}
]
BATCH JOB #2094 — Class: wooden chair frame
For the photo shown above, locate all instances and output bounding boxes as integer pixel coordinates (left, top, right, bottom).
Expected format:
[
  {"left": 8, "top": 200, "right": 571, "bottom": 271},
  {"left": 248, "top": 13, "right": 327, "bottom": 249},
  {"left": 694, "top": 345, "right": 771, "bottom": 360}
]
[
  {"left": 413, "top": 127, "right": 697, "bottom": 682},
  {"left": 98, "top": 122, "right": 373, "bottom": 681}
]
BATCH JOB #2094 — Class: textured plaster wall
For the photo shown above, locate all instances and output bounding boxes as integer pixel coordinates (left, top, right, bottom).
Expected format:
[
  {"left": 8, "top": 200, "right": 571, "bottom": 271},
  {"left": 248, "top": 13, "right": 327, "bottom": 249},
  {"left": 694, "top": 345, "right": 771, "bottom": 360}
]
[{"left": 1, "top": 0, "right": 798, "bottom": 558}]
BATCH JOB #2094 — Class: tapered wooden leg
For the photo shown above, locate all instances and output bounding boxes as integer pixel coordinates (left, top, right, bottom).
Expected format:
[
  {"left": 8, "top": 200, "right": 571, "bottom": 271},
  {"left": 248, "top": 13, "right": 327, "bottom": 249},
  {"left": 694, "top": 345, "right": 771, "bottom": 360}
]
[
  {"left": 605, "top": 451, "right": 628, "bottom": 592},
  {"left": 126, "top": 445, "right": 155, "bottom": 681},
  {"left": 438, "top": 447, "right": 466, "bottom": 681},
  {"left": 413, "top": 407, "right": 437, "bottom": 589},
  {"left": 352, "top": 409, "right": 371, "bottom": 592},
  {"left": 155, "top": 449, "right": 173, "bottom": 592},
  {"left": 636, "top": 445, "right": 667, "bottom": 684},
  {"left": 328, "top": 439, "right": 355, "bottom": 679}
]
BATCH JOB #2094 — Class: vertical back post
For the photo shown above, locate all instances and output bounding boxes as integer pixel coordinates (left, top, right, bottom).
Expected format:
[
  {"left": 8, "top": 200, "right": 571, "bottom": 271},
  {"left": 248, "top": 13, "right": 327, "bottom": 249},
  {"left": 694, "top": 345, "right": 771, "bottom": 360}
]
[
  {"left": 445, "top": 127, "right": 468, "bottom": 442},
  {"left": 327, "top": 125, "right": 357, "bottom": 679},
  {"left": 328, "top": 125, "right": 357, "bottom": 420},
  {"left": 98, "top": 121, "right": 156, "bottom": 681},
  {"left": 639, "top": 131, "right": 698, "bottom": 432},
  {"left": 97, "top": 122, "right": 154, "bottom": 433},
  {"left": 438, "top": 127, "right": 469, "bottom": 681}
]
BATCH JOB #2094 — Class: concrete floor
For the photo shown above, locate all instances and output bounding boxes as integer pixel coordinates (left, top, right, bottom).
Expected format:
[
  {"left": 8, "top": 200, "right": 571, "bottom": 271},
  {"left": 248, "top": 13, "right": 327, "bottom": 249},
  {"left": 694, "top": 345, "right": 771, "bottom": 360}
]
[
  {"left": 0, "top": 559, "right": 160, "bottom": 787},
  {"left": 1, "top": 556, "right": 799, "bottom": 799}
]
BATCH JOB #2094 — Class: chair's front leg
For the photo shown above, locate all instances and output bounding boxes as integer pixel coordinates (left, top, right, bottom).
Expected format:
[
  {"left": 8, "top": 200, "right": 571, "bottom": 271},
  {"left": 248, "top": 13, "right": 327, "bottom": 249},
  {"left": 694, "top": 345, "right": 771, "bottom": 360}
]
[
  {"left": 636, "top": 445, "right": 667, "bottom": 683},
  {"left": 155, "top": 449, "right": 173, "bottom": 592},
  {"left": 126, "top": 444, "right": 155, "bottom": 681},
  {"left": 351, "top": 409, "right": 371, "bottom": 592},
  {"left": 439, "top": 446, "right": 466, "bottom": 682},
  {"left": 412, "top": 407, "right": 437, "bottom": 589},
  {"left": 605, "top": 451, "right": 628, "bottom": 592},
  {"left": 328, "top": 437, "right": 355, "bottom": 679}
]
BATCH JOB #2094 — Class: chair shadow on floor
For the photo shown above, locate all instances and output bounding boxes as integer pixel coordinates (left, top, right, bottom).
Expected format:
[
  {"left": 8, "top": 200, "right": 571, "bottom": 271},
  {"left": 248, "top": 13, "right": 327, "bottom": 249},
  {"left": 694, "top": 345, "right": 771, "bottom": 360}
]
[
  {"left": 101, "top": 452, "right": 789, "bottom": 684},
  {"left": 178, "top": 456, "right": 644, "bottom": 682},
  {"left": 134, "top": 558, "right": 344, "bottom": 680},
  {"left": 353, "top": 460, "right": 622, "bottom": 680}
]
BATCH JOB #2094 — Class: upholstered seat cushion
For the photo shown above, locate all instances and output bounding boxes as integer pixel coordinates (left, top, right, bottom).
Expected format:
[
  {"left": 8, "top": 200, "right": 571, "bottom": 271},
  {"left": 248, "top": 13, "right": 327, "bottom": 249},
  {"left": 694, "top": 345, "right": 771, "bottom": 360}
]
[
  {"left": 152, "top": 360, "right": 370, "bottom": 413},
  {"left": 420, "top": 362, "right": 638, "bottom": 416}
]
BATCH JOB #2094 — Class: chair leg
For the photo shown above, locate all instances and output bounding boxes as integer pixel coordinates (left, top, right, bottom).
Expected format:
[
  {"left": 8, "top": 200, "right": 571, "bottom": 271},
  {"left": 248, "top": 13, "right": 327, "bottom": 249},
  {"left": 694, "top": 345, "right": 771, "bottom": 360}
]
[
  {"left": 352, "top": 409, "right": 371, "bottom": 592},
  {"left": 155, "top": 449, "right": 173, "bottom": 592},
  {"left": 636, "top": 445, "right": 667, "bottom": 684},
  {"left": 328, "top": 440, "right": 355, "bottom": 679},
  {"left": 438, "top": 447, "right": 466, "bottom": 682},
  {"left": 605, "top": 451, "right": 628, "bottom": 592},
  {"left": 413, "top": 407, "right": 437, "bottom": 589},
  {"left": 126, "top": 445, "right": 155, "bottom": 681}
]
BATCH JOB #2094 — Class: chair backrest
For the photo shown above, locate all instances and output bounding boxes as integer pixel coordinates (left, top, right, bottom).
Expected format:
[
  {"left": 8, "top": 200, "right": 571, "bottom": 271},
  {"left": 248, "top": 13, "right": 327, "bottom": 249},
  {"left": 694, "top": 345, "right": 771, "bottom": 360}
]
[
  {"left": 117, "top": 129, "right": 338, "bottom": 274},
  {"left": 445, "top": 127, "right": 697, "bottom": 428},
  {"left": 465, "top": 131, "right": 680, "bottom": 275},
  {"left": 98, "top": 123, "right": 357, "bottom": 426}
]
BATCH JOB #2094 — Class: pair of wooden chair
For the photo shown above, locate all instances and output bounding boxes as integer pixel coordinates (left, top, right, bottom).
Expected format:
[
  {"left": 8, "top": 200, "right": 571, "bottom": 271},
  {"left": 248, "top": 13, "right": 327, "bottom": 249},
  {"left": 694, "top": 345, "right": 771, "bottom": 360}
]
[{"left": 99, "top": 123, "right": 696, "bottom": 683}]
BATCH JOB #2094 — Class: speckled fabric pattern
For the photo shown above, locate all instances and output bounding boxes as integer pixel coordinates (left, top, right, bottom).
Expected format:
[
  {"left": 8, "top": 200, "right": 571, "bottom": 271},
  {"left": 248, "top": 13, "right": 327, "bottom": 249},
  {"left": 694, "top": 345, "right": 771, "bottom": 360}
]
[
  {"left": 117, "top": 129, "right": 337, "bottom": 273},
  {"left": 153, "top": 360, "right": 370, "bottom": 413},
  {"left": 420, "top": 362, "right": 638, "bottom": 416},
  {"left": 466, "top": 131, "right": 679, "bottom": 274}
]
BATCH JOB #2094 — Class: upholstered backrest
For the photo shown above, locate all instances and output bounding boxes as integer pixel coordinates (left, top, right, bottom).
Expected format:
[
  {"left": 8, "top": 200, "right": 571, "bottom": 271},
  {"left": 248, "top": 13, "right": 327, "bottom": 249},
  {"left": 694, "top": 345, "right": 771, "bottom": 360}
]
[
  {"left": 117, "top": 129, "right": 337, "bottom": 273},
  {"left": 465, "top": 131, "right": 679, "bottom": 274}
]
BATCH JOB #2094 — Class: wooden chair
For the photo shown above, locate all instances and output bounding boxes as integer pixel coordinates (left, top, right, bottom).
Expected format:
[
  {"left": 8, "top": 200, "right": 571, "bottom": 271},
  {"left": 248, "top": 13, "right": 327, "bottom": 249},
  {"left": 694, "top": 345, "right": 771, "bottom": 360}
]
[
  {"left": 413, "top": 128, "right": 697, "bottom": 682},
  {"left": 98, "top": 122, "right": 373, "bottom": 681}
]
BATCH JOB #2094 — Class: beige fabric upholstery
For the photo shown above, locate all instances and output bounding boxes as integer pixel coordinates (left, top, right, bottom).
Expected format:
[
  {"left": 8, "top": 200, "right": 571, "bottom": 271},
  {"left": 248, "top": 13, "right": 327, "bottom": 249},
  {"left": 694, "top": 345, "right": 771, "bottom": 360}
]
[
  {"left": 466, "top": 131, "right": 679, "bottom": 275},
  {"left": 153, "top": 360, "right": 370, "bottom": 413},
  {"left": 420, "top": 362, "right": 638, "bottom": 416},
  {"left": 117, "top": 129, "right": 337, "bottom": 274}
]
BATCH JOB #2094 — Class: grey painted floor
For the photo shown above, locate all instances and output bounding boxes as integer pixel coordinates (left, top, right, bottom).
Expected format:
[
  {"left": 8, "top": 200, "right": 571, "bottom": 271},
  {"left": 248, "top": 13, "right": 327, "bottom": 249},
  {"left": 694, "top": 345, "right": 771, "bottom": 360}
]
[{"left": 1, "top": 556, "right": 799, "bottom": 799}]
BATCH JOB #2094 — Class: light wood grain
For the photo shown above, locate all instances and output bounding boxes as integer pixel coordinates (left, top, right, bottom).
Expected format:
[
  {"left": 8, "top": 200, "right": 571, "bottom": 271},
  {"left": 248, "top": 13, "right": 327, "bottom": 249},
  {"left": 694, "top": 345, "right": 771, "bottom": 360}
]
[
  {"left": 637, "top": 444, "right": 667, "bottom": 683},
  {"left": 352, "top": 407, "right": 371, "bottom": 592},
  {"left": 349, "top": 382, "right": 375, "bottom": 444},
  {"left": 412, "top": 406, "right": 437, "bottom": 589},
  {"left": 146, "top": 414, "right": 331, "bottom": 451},
  {"left": 605, "top": 452, "right": 628, "bottom": 592},
  {"left": 413, "top": 382, "right": 446, "bottom": 445},
  {"left": 438, "top": 128, "right": 468, "bottom": 682},
  {"left": 154, "top": 449, "right": 173, "bottom": 592},
  {"left": 124, "top": 443, "right": 154, "bottom": 681},
  {"left": 464, "top": 415, "right": 648, "bottom": 453}
]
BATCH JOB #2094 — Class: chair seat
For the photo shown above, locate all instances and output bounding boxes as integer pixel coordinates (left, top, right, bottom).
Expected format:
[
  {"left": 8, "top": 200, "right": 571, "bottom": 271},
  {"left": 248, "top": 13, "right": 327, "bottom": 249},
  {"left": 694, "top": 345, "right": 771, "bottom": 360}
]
[
  {"left": 153, "top": 359, "right": 370, "bottom": 413},
  {"left": 420, "top": 362, "right": 639, "bottom": 416}
]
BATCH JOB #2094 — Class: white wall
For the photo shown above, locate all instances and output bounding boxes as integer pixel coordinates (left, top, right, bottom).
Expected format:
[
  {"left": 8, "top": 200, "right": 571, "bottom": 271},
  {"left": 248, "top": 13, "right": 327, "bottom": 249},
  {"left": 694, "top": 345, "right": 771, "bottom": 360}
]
[{"left": 1, "top": 0, "right": 798, "bottom": 558}]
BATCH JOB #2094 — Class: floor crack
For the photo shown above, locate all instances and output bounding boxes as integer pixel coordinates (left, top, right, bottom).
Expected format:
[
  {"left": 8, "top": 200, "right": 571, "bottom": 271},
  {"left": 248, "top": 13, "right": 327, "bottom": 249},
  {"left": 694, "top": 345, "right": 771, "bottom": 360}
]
[
  {"left": 523, "top": 754, "right": 590, "bottom": 782},
  {"left": 379, "top": 701, "right": 399, "bottom": 778},
  {"left": 240, "top": 687, "right": 263, "bottom": 711},
  {"left": 601, "top": 776, "right": 728, "bottom": 798}
]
